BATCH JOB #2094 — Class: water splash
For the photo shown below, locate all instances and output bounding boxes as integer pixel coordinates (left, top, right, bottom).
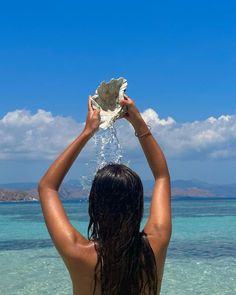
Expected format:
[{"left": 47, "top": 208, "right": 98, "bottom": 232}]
[
  {"left": 80, "top": 124, "right": 123, "bottom": 192},
  {"left": 94, "top": 124, "right": 123, "bottom": 169},
  {"left": 80, "top": 159, "right": 97, "bottom": 193}
]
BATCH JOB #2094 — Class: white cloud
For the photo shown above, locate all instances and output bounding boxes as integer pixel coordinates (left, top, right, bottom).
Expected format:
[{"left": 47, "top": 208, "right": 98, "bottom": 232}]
[
  {"left": 0, "top": 109, "right": 88, "bottom": 160},
  {"left": 141, "top": 108, "right": 176, "bottom": 126},
  {"left": 177, "top": 115, "right": 235, "bottom": 159},
  {"left": 1, "top": 108, "right": 236, "bottom": 161},
  {"left": 117, "top": 109, "right": 236, "bottom": 160}
]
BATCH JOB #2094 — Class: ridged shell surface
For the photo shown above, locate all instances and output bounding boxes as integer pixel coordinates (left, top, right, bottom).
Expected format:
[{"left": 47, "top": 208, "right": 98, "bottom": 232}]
[{"left": 91, "top": 77, "right": 128, "bottom": 129}]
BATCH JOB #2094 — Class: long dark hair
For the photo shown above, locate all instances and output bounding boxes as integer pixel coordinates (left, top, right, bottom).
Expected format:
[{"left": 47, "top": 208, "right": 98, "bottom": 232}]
[{"left": 88, "top": 163, "right": 157, "bottom": 295}]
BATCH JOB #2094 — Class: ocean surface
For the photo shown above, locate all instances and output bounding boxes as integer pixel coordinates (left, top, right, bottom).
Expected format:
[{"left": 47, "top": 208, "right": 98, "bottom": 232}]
[{"left": 0, "top": 197, "right": 236, "bottom": 295}]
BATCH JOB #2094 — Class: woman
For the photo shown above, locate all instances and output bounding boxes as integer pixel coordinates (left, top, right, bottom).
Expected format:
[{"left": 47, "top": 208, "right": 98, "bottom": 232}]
[{"left": 38, "top": 95, "right": 172, "bottom": 295}]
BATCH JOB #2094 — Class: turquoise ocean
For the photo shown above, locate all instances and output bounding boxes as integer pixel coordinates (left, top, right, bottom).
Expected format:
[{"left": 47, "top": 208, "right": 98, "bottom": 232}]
[{"left": 0, "top": 197, "right": 236, "bottom": 295}]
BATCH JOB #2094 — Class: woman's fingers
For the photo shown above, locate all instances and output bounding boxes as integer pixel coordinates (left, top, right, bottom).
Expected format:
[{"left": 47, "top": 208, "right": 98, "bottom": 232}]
[
  {"left": 120, "top": 98, "right": 131, "bottom": 107},
  {"left": 121, "top": 94, "right": 134, "bottom": 105},
  {"left": 94, "top": 108, "right": 100, "bottom": 117},
  {"left": 88, "top": 95, "right": 94, "bottom": 112},
  {"left": 124, "top": 94, "right": 133, "bottom": 102}
]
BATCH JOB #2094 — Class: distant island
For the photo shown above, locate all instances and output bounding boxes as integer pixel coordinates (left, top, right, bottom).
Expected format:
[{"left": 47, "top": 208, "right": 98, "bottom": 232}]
[{"left": 0, "top": 179, "right": 236, "bottom": 202}]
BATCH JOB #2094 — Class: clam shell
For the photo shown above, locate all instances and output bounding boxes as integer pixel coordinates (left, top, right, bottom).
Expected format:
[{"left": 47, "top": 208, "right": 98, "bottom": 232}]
[{"left": 91, "top": 77, "right": 128, "bottom": 129}]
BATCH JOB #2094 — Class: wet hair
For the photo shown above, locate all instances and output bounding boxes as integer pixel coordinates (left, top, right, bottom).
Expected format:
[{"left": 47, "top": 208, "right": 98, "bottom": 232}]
[{"left": 88, "top": 163, "right": 157, "bottom": 295}]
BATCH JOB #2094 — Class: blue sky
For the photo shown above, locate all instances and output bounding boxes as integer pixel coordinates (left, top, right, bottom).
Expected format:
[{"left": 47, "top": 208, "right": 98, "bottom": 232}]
[{"left": 0, "top": 0, "right": 236, "bottom": 184}]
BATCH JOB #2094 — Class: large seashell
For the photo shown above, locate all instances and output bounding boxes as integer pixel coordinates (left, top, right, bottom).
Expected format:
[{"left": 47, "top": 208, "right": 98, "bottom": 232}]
[{"left": 91, "top": 77, "right": 128, "bottom": 129}]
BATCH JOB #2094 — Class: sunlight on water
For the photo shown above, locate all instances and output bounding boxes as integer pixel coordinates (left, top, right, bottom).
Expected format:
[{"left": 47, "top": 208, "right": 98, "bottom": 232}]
[{"left": 1, "top": 199, "right": 236, "bottom": 295}]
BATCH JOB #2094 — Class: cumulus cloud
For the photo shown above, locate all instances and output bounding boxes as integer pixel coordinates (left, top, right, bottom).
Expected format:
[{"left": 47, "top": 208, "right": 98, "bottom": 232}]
[
  {"left": 117, "top": 110, "right": 236, "bottom": 160},
  {"left": 141, "top": 108, "right": 176, "bottom": 126},
  {"left": 0, "top": 108, "right": 236, "bottom": 161},
  {"left": 0, "top": 109, "right": 87, "bottom": 160}
]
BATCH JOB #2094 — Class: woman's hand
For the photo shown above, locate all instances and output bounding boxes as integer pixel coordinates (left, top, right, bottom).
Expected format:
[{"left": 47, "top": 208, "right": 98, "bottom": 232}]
[
  {"left": 120, "top": 94, "right": 145, "bottom": 128},
  {"left": 83, "top": 96, "right": 101, "bottom": 136}
]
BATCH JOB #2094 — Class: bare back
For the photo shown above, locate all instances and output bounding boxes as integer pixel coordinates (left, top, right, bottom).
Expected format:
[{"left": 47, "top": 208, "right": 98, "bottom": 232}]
[
  {"left": 38, "top": 95, "right": 171, "bottom": 295},
  {"left": 62, "top": 231, "right": 168, "bottom": 295}
]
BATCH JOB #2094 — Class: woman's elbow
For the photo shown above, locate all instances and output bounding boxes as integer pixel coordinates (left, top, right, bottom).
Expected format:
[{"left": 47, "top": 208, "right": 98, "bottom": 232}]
[{"left": 38, "top": 179, "right": 49, "bottom": 193}]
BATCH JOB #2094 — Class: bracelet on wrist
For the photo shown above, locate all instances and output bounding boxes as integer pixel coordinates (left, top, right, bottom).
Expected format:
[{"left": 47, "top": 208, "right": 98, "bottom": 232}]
[{"left": 135, "top": 125, "right": 152, "bottom": 138}]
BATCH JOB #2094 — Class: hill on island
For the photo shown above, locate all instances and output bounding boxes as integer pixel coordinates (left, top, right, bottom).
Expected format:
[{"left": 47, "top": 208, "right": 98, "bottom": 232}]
[{"left": 0, "top": 179, "right": 236, "bottom": 201}]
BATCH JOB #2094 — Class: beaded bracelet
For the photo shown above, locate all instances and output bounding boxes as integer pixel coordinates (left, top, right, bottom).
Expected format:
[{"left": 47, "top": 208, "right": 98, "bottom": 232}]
[{"left": 135, "top": 125, "right": 152, "bottom": 138}]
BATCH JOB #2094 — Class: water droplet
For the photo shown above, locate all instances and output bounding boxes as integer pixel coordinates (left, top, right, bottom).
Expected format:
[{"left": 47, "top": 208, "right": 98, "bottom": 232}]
[
  {"left": 80, "top": 123, "right": 123, "bottom": 192},
  {"left": 94, "top": 124, "right": 123, "bottom": 169}
]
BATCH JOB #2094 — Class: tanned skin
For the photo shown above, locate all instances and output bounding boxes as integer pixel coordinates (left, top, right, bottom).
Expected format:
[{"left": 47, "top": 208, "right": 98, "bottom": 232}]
[{"left": 38, "top": 95, "right": 172, "bottom": 295}]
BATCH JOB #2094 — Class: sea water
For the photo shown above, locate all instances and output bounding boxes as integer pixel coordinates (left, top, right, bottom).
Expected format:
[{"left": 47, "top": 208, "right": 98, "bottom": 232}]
[{"left": 0, "top": 197, "right": 236, "bottom": 295}]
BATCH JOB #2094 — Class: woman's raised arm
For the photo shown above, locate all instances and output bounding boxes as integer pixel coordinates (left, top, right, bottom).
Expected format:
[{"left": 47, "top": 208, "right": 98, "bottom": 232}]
[
  {"left": 120, "top": 95, "right": 172, "bottom": 247},
  {"left": 38, "top": 97, "right": 100, "bottom": 257}
]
